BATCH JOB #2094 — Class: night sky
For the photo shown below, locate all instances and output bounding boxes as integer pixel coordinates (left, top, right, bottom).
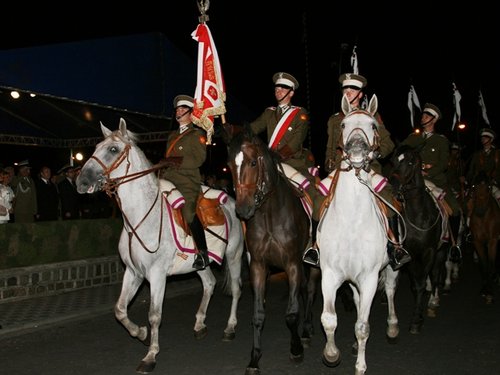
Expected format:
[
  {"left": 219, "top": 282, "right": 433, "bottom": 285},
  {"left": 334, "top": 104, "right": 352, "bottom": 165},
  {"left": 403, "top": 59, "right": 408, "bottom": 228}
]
[{"left": 1, "top": 2, "right": 497, "bottom": 169}]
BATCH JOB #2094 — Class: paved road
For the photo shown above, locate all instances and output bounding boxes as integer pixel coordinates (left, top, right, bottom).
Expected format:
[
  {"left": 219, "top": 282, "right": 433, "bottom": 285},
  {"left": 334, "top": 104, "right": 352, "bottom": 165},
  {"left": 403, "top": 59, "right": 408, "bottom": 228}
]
[{"left": 0, "top": 250, "right": 498, "bottom": 375}]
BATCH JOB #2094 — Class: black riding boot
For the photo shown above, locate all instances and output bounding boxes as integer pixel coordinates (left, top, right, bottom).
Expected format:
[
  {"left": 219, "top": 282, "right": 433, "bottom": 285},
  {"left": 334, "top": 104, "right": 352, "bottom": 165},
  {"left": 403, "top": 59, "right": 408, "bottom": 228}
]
[
  {"left": 303, "top": 219, "right": 320, "bottom": 267},
  {"left": 388, "top": 215, "right": 411, "bottom": 271},
  {"left": 190, "top": 215, "right": 209, "bottom": 270},
  {"left": 449, "top": 215, "right": 462, "bottom": 263}
]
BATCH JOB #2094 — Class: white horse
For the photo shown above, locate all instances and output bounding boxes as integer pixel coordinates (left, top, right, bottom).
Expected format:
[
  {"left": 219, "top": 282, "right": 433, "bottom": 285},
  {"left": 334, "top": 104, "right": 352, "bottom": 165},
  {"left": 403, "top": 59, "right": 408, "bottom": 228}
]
[
  {"left": 76, "top": 118, "right": 245, "bottom": 374},
  {"left": 318, "top": 95, "right": 400, "bottom": 375}
]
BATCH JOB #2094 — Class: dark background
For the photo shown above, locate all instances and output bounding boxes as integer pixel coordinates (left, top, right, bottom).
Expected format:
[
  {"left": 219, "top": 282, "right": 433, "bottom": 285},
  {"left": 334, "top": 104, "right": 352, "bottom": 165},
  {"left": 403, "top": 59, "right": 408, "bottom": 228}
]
[{"left": 0, "top": 2, "right": 497, "bottom": 174}]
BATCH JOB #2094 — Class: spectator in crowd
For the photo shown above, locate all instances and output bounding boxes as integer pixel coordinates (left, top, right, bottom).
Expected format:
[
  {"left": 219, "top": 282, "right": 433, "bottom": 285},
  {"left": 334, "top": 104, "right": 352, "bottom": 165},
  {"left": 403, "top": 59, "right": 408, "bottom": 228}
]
[
  {"left": 0, "top": 168, "right": 15, "bottom": 224},
  {"left": 12, "top": 160, "right": 37, "bottom": 223},
  {"left": 35, "top": 165, "right": 59, "bottom": 221},
  {"left": 58, "top": 165, "right": 81, "bottom": 220}
]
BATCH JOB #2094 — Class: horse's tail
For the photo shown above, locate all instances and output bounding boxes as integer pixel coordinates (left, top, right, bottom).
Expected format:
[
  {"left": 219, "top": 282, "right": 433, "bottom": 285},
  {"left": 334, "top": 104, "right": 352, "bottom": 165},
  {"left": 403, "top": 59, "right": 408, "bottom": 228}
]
[
  {"left": 220, "top": 258, "right": 233, "bottom": 296},
  {"left": 219, "top": 255, "right": 245, "bottom": 296},
  {"left": 377, "top": 269, "right": 387, "bottom": 291}
]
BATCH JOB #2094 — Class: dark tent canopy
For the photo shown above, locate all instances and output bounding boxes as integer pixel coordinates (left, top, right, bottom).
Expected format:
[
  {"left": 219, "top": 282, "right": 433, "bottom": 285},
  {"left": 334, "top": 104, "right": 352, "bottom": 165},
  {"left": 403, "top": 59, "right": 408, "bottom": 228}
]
[{"left": 0, "top": 33, "right": 253, "bottom": 169}]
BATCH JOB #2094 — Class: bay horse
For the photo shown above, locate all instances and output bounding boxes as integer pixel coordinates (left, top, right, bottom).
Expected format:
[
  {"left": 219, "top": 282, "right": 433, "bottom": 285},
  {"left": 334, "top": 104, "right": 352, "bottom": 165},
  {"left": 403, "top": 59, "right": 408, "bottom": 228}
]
[
  {"left": 318, "top": 95, "right": 400, "bottom": 375},
  {"left": 76, "top": 119, "right": 245, "bottom": 373},
  {"left": 468, "top": 172, "right": 500, "bottom": 304},
  {"left": 390, "top": 144, "right": 448, "bottom": 333},
  {"left": 226, "top": 126, "right": 321, "bottom": 375}
]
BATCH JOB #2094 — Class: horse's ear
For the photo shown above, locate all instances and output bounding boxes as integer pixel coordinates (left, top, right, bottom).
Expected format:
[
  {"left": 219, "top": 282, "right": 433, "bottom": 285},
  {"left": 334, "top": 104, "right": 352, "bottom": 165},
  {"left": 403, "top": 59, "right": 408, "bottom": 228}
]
[
  {"left": 341, "top": 93, "right": 351, "bottom": 115},
  {"left": 368, "top": 94, "right": 378, "bottom": 116},
  {"left": 100, "top": 122, "right": 112, "bottom": 137},
  {"left": 119, "top": 118, "right": 127, "bottom": 135}
]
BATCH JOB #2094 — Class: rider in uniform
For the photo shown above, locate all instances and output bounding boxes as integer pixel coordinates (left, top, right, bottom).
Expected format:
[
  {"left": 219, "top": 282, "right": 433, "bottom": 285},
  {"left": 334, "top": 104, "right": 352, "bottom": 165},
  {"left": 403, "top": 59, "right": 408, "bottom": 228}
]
[
  {"left": 304, "top": 73, "right": 410, "bottom": 270},
  {"left": 401, "top": 103, "right": 462, "bottom": 254},
  {"left": 249, "top": 72, "right": 324, "bottom": 266},
  {"left": 162, "top": 95, "right": 209, "bottom": 270}
]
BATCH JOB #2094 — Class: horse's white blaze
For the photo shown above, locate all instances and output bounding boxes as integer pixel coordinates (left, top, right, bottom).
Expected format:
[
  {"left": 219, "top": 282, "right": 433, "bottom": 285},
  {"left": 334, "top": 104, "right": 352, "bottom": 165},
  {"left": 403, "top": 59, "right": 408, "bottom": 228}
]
[{"left": 235, "top": 151, "right": 244, "bottom": 184}]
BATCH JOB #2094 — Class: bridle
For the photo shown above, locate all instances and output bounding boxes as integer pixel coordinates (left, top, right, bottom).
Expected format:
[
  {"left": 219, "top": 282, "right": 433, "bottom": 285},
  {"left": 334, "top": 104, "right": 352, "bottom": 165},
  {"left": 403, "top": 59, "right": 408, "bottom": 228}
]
[
  {"left": 392, "top": 153, "right": 441, "bottom": 232},
  {"left": 90, "top": 140, "right": 169, "bottom": 254},
  {"left": 233, "top": 142, "right": 273, "bottom": 209},
  {"left": 338, "top": 110, "right": 380, "bottom": 175}
]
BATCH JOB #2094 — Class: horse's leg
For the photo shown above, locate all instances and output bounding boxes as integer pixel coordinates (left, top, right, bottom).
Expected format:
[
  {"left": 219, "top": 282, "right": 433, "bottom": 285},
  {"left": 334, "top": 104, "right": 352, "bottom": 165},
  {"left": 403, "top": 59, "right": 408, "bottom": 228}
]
[
  {"left": 383, "top": 267, "right": 400, "bottom": 342},
  {"left": 484, "top": 238, "right": 498, "bottom": 303},
  {"left": 301, "top": 266, "right": 321, "bottom": 347},
  {"left": 193, "top": 269, "right": 217, "bottom": 339},
  {"left": 246, "top": 261, "right": 268, "bottom": 375},
  {"left": 408, "top": 267, "right": 427, "bottom": 334},
  {"left": 135, "top": 272, "right": 168, "bottom": 374},
  {"left": 353, "top": 274, "right": 379, "bottom": 375},
  {"left": 444, "top": 258, "right": 453, "bottom": 293},
  {"left": 285, "top": 263, "right": 305, "bottom": 362},
  {"left": 115, "top": 268, "right": 147, "bottom": 341},
  {"left": 321, "top": 271, "right": 342, "bottom": 368},
  {"left": 221, "top": 238, "right": 244, "bottom": 341}
]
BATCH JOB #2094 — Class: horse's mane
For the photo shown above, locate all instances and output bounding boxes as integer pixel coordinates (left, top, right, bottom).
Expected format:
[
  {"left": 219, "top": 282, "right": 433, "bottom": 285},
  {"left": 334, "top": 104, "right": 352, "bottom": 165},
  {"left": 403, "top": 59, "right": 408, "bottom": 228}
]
[{"left": 109, "top": 128, "right": 140, "bottom": 144}]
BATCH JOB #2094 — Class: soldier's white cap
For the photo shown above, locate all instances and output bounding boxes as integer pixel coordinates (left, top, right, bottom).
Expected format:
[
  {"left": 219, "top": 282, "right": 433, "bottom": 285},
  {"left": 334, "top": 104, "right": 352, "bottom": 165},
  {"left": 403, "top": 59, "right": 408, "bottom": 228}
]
[
  {"left": 422, "top": 103, "right": 442, "bottom": 120},
  {"left": 273, "top": 72, "right": 299, "bottom": 90},
  {"left": 173, "top": 95, "right": 194, "bottom": 109},
  {"left": 480, "top": 128, "right": 496, "bottom": 139},
  {"left": 339, "top": 73, "right": 367, "bottom": 89}
]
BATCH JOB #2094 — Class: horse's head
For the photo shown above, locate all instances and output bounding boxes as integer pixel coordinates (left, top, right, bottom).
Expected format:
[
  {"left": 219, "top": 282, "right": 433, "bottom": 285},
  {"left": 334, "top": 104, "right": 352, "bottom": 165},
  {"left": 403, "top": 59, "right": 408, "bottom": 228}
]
[
  {"left": 389, "top": 145, "right": 424, "bottom": 192},
  {"left": 76, "top": 118, "right": 143, "bottom": 194},
  {"left": 469, "top": 172, "right": 493, "bottom": 217},
  {"left": 227, "top": 127, "right": 277, "bottom": 219},
  {"left": 340, "top": 94, "right": 380, "bottom": 171}
]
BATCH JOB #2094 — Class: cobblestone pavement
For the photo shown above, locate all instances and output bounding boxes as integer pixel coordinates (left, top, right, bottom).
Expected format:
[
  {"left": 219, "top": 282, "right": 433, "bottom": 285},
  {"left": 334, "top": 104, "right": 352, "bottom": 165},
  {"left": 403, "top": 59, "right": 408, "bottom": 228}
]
[{"left": 0, "top": 273, "right": 202, "bottom": 337}]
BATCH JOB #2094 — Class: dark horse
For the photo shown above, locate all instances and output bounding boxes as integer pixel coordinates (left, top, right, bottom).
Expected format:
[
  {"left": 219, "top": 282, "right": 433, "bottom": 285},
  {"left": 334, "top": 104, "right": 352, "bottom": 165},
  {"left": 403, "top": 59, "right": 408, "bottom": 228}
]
[
  {"left": 390, "top": 145, "right": 448, "bottom": 333},
  {"left": 226, "top": 127, "right": 321, "bottom": 375},
  {"left": 467, "top": 172, "right": 500, "bottom": 304}
]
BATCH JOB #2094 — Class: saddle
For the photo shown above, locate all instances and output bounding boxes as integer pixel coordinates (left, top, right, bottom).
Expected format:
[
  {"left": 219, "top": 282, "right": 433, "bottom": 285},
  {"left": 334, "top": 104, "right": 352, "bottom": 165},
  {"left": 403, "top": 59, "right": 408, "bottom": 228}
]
[{"left": 160, "top": 180, "right": 226, "bottom": 234}]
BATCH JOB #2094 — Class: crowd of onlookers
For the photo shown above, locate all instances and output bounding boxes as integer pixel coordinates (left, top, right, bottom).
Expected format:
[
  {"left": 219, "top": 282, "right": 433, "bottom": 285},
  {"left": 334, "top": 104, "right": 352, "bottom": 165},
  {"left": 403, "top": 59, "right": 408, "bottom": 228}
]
[{"left": 0, "top": 160, "right": 116, "bottom": 224}]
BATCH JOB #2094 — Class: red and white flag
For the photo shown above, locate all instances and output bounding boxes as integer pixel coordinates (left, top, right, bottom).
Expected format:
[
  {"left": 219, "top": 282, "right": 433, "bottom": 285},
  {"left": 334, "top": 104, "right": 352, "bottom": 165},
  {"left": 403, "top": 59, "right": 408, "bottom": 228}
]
[
  {"left": 451, "top": 82, "right": 462, "bottom": 131},
  {"left": 191, "top": 23, "right": 226, "bottom": 144}
]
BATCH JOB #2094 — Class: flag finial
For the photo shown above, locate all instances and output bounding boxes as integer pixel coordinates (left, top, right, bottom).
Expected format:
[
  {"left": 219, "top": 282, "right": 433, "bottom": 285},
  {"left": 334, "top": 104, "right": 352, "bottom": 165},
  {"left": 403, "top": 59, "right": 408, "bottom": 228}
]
[{"left": 197, "top": 0, "right": 210, "bottom": 23}]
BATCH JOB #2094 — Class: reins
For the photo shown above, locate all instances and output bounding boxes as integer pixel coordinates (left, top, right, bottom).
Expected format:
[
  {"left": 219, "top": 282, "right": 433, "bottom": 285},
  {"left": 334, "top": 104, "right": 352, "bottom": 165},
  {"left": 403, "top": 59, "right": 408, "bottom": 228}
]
[{"left": 91, "top": 143, "right": 169, "bottom": 254}]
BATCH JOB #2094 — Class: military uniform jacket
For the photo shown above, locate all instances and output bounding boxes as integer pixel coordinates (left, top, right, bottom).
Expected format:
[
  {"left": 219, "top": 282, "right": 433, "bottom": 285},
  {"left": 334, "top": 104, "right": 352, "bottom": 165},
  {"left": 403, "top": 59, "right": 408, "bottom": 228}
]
[
  {"left": 401, "top": 133, "right": 450, "bottom": 188},
  {"left": 250, "top": 105, "right": 310, "bottom": 174},
  {"left": 466, "top": 146, "right": 500, "bottom": 185},
  {"left": 163, "top": 124, "right": 207, "bottom": 216},
  {"left": 325, "top": 111, "right": 394, "bottom": 174}
]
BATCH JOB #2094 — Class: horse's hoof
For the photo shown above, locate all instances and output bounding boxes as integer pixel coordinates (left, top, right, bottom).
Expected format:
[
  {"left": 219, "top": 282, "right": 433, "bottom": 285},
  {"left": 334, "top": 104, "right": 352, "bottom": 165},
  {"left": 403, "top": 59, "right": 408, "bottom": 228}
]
[
  {"left": 351, "top": 342, "right": 358, "bottom": 357},
  {"left": 245, "top": 367, "right": 261, "bottom": 375},
  {"left": 222, "top": 331, "right": 235, "bottom": 341},
  {"left": 301, "top": 336, "right": 311, "bottom": 348},
  {"left": 427, "top": 308, "right": 437, "bottom": 318},
  {"left": 290, "top": 351, "right": 304, "bottom": 363},
  {"left": 485, "top": 295, "right": 494, "bottom": 305},
  {"left": 442, "top": 287, "right": 451, "bottom": 295},
  {"left": 386, "top": 334, "right": 399, "bottom": 344},
  {"left": 194, "top": 326, "right": 208, "bottom": 340},
  {"left": 136, "top": 360, "right": 156, "bottom": 374},
  {"left": 409, "top": 323, "right": 422, "bottom": 335},
  {"left": 322, "top": 353, "right": 341, "bottom": 368}
]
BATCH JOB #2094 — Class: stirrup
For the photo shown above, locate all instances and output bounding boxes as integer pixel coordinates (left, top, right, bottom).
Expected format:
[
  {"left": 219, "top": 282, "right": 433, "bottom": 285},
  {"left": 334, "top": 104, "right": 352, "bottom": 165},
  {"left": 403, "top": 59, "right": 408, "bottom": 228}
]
[
  {"left": 193, "top": 252, "right": 209, "bottom": 270},
  {"left": 302, "top": 247, "right": 320, "bottom": 267},
  {"left": 389, "top": 245, "right": 411, "bottom": 271}
]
